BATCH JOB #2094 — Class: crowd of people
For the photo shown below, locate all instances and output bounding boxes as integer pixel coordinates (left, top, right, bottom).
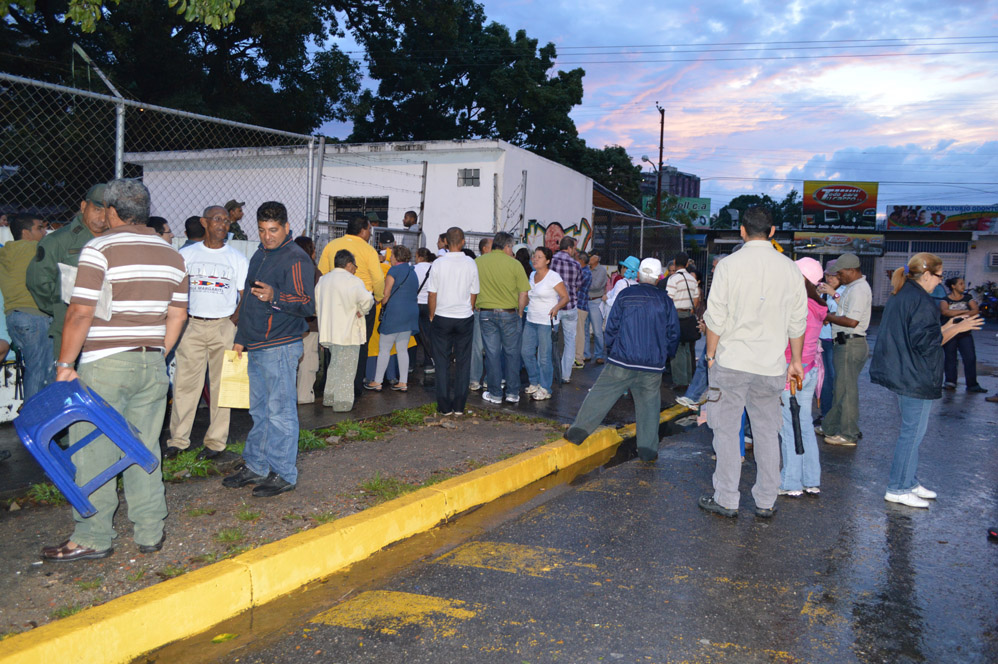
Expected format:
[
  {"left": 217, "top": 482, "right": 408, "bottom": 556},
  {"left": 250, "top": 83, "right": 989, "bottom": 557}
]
[{"left": 2, "top": 181, "right": 990, "bottom": 560}]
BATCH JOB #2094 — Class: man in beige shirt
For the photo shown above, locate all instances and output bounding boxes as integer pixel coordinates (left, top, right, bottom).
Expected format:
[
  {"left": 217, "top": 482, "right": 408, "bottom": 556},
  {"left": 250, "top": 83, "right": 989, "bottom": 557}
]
[{"left": 699, "top": 207, "right": 807, "bottom": 519}]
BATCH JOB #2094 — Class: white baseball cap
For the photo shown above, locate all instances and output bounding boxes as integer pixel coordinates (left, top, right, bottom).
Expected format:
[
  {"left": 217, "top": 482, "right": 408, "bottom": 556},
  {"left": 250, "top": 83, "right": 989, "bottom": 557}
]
[{"left": 639, "top": 257, "right": 663, "bottom": 279}]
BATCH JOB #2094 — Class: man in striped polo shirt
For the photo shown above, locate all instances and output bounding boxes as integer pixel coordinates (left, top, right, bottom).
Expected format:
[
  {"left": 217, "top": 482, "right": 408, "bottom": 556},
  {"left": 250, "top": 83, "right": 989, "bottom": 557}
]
[{"left": 43, "top": 179, "right": 188, "bottom": 562}]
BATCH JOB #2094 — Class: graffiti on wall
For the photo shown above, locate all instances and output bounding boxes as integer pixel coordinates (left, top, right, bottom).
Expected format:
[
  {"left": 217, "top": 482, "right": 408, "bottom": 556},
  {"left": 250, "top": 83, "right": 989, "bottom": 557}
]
[{"left": 523, "top": 218, "right": 592, "bottom": 252}]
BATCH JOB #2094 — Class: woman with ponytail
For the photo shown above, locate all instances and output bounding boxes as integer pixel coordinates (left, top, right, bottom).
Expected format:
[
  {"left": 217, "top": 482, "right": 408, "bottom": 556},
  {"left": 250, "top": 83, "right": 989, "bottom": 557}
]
[{"left": 869, "top": 253, "right": 983, "bottom": 508}]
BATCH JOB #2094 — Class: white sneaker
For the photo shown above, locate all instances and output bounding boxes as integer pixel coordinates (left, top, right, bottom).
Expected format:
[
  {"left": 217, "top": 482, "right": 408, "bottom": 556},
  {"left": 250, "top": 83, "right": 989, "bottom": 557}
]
[
  {"left": 469, "top": 382, "right": 481, "bottom": 391},
  {"left": 505, "top": 394, "right": 520, "bottom": 403},
  {"left": 911, "top": 485, "right": 937, "bottom": 500},
  {"left": 885, "top": 491, "right": 930, "bottom": 508},
  {"left": 778, "top": 489, "right": 803, "bottom": 497},
  {"left": 675, "top": 396, "right": 699, "bottom": 411},
  {"left": 532, "top": 387, "right": 551, "bottom": 401},
  {"left": 524, "top": 384, "right": 539, "bottom": 395},
  {"left": 482, "top": 391, "right": 503, "bottom": 404}
]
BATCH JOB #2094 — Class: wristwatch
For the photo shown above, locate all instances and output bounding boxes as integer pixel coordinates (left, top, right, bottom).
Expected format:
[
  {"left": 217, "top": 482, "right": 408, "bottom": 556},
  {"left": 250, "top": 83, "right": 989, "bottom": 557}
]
[{"left": 705, "top": 355, "right": 715, "bottom": 364}]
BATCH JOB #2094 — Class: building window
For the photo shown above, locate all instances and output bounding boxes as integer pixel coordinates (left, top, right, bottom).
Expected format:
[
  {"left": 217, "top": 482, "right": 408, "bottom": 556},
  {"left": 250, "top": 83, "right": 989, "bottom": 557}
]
[
  {"left": 329, "top": 197, "right": 389, "bottom": 225},
  {"left": 457, "top": 168, "right": 480, "bottom": 187}
]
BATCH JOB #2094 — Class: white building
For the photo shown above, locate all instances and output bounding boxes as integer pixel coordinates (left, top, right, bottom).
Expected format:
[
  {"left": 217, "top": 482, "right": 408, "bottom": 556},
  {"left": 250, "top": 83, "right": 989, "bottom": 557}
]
[{"left": 126, "top": 139, "right": 595, "bottom": 251}]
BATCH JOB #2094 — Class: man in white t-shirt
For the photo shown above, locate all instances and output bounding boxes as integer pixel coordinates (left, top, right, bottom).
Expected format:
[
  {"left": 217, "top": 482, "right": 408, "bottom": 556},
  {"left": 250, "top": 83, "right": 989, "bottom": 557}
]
[
  {"left": 165, "top": 205, "right": 249, "bottom": 460},
  {"left": 427, "top": 227, "right": 480, "bottom": 415}
]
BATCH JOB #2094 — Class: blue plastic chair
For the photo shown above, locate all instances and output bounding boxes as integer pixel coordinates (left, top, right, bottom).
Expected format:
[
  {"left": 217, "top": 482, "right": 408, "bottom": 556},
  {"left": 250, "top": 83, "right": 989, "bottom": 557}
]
[{"left": 14, "top": 379, "right": 159, "bottom": 517}]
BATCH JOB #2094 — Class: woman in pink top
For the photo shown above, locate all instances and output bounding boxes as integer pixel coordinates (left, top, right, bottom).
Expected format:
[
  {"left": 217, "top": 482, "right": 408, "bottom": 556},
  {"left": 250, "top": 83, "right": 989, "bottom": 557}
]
[{"left": 779, "top": 258, "right": 829, "bottom": 498}]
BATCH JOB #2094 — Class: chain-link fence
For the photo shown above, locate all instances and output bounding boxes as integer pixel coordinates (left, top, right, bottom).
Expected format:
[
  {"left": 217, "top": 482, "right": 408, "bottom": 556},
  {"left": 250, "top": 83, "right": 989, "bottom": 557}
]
[
  {"left": 0, "top": 72, "right": 320, "bottom": 241},
  {"left": 590, "top": 207, "right": 683, "bottom": 267}
]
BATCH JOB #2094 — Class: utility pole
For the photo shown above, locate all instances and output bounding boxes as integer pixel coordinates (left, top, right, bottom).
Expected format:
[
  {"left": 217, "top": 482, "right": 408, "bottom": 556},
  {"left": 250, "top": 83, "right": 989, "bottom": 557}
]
[{"left": 655, "top": 102, "right": 665, "bottom": 221}]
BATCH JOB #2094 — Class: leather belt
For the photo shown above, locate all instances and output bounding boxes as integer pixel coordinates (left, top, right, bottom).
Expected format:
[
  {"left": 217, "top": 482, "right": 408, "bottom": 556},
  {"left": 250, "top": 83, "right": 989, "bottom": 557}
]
[
  {"left": 190, "top": 315, "right": 227, "bottom": 321},
  {"left": 477, "top": 308, "right": 516, "bottom": 313},
  {"left": 125, "top": 346, "right": 162, "bottom": 353},
  {"left": 589, "top": 297, "right": 602, "bottom": 301},
  {"left": 842, "top": 333, "right": 866, "bottom": 340},
  {"left": 676, "top": 308, "right": 693, "bottom": 313}
]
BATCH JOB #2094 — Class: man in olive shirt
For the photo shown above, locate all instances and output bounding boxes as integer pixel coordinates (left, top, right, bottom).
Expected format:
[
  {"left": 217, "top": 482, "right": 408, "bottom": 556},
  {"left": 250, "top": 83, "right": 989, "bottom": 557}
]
[
  {"left": 475, "top": 232, "right": 530, "bottom": 404},
  {"left": 26, "top": 183, "right": 109, "bottom": 357}
]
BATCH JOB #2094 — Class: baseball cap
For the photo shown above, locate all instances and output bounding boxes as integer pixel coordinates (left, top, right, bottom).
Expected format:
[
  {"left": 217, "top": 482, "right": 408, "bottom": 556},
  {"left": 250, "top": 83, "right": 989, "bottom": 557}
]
[
  {"left": 512, "top": 243, "right": 528, "bottom": 254},
  {"left": 224, "top": 199, "right": 245, "bottom": 211},
  {"left": 835, "top": 252, "right": 861, "bottom": 270},
  {"left": 639, "top": 257, "right": 663, "bottom": 280},
  {"left": 84, "top": 183, "right": 106, "bottom": 207},
  {"left": 823, "top": 259, "right": 838, "bottom": 275},
  {"left": 795, "top": 257, "right": 823, "bottom": 285}
]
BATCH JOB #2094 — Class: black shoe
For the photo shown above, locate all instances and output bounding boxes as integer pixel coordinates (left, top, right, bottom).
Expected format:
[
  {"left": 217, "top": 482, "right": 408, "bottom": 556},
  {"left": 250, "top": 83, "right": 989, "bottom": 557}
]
[
  {"left": 968, "top": 385, "right": 988, "bottom": 394},
  {"left": 252, "top": 472, "right": 295, "bottom": 498},
  {"left": 163, "top": 446, "right": 184, "bottom": 460},
  {"left": 196, "top": 447, "right": 224, "bottom": 461},
  {"left": 138, "top": 533, "right": 166, "bottom": 554},
  {"left": 755, "top": 504, "right": 777, "bottom": 518},
  {"left": 564, "top": 427, "right": 589, "bottom": 445},
  {"left": 698, "top": 494, "right": 737, "bottom": 518},
  {"left": 637, "top": 453, "right": 658, "bottom": 463},
  {"left": 222, "top": 466, "right": 268, "bottom": 488}
]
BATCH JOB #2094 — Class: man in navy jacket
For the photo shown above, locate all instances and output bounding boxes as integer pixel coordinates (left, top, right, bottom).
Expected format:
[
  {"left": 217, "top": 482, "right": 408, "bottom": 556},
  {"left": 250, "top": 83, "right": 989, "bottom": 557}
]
[
  {"left": 223, "top": 201, "right": 315, "bottom": 498},
  {"left": 565, "top": 258, "right": 679, "bottom": 461}
]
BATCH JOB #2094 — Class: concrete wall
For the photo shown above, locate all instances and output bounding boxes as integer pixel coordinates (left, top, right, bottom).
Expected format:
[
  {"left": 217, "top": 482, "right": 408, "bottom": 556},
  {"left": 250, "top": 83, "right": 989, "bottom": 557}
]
[{"left": 966, "top": 236, "right": 998, "bottom": 290}]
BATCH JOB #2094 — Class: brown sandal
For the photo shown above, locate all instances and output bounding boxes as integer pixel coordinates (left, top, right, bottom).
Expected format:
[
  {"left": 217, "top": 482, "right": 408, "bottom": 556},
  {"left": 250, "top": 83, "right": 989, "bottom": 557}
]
[{"left": 41, "top": 540, "right": 113, "bottom": 562}]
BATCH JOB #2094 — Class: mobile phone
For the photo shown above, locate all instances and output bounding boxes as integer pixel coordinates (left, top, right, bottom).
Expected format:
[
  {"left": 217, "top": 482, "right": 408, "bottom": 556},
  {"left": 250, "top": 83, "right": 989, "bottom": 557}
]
[{"left": 952, "top": 317, "right": 965, "bottom": 324}]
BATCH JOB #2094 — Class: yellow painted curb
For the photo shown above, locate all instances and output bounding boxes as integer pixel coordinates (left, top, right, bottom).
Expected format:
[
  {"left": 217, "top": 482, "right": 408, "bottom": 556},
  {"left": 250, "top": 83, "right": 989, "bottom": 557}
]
[{"left": 0, "top": 406, "right": 687, "bottom": 664}]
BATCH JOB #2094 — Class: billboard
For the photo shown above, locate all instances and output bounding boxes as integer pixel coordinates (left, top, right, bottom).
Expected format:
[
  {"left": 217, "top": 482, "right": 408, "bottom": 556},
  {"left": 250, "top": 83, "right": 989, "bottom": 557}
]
[
  {"left": 802, "top": 181, "right": 879, "bottom": 230},
  {"left": 793, "top": 232, "right": 884, "bottom": 256},
  {"left": 886, "top": 205, "right": 998, "bottom": 231},
  {"left": 676, "top": 197, "right": 711, "bottom": 227}
]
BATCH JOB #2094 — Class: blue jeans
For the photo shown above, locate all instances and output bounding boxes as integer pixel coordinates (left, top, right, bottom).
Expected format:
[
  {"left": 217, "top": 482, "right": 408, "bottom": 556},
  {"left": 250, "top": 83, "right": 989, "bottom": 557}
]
[
  {"left": 7, "top": 310, "right": 54, "bottom": 399},
  {"left": 887, "top": 395, "right": 933, "bottom": 493},
  {"left": 556, "top": 309, "right": 578, "bottom": 381},
  {"left": 684, "top": 351, "right": 710, "bottom": 402},
  {"left": 819, "top": 338, "right": 835, "bottom": 417},
  {"left": 521, "top": 321, "right": 554, "bottom": 391},
  {"left": 584, "top": 300, "right": 605, "bottom": 360},
  {"left": 470, "top": 310, "right": 484, "bottom": 385},
  {"left": 779, "top": 366, "right": 821, "bottom": 490},
  {"left": 480, "top": 310, "right": 522, "bottom": 397},
  {"left": 245, "top": 341, "right": 303, "bottom": 485}
]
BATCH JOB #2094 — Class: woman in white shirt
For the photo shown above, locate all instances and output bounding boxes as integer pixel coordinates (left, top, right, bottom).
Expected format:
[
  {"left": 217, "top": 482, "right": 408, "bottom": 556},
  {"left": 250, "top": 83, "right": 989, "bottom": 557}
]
[{"left": 520, "top": 247, "right": 569, "bottom": 401}]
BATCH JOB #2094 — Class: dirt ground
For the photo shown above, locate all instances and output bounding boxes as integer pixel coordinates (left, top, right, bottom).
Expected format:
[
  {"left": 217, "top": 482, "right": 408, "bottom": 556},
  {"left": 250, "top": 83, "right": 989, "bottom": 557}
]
[{"left": 0, "top": 410, "right": 564, "bottom": 637}]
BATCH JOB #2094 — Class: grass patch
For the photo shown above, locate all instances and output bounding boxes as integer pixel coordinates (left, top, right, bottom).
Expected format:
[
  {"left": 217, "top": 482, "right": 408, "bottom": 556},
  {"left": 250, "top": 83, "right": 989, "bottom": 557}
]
[
  {"left": 221, "top": 544, "right": 252, "bottom": 559},
  {"left": 49, "top": 603, "right": 88, "bottom": 620},
  {"left": 126, "top": 568, "right": 146, "bottom": 582},
  {"left": 359, "top": 472, "right": 419, "bottom": 503},
  {"left": 155, "top": 564, "right": 187, "bottom": 580},
  {"left": 298, "top": 428, "right": 328, "bottom": 451},
  {"left": 26, "top": 482, "right": 67, "bottom": 506},
  {"left": 186, "top": 507, "right": 216, "bottom": 517},
  {"left": 227, "top": 440, "right": 245, "bottom": 455},
  {"left": 163, "top": 449, "right": 216, "bottom": 481},
  {"left": 327, "top": 420, "right": 380, "bottom": 441},
  {"left": 312, "top": 511, "right": 338, "bottom": 524},
  {"left": 0, "top": 629, "right": 21, "bottom": 641},
  {"left": 236, "top": 504, "right": 261, "bottom": 522},
  {"left": 75, "top": 577, "right": 102, "bottom": 591},
  {"left": 420, "top": 470, "right": 458, "bottom": 487},
  {"left": 282, "top": 513, "right": 305, "bottom": 521},
  {"left": 214, "top": 528, "right": 245, "bottom": 544}
]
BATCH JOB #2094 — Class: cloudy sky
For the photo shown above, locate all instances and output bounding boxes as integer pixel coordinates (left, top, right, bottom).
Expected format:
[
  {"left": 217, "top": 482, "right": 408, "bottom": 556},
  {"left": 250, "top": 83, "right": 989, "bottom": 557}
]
[{"left": 474, "top": 0, "right": 998, "bottom": 214}]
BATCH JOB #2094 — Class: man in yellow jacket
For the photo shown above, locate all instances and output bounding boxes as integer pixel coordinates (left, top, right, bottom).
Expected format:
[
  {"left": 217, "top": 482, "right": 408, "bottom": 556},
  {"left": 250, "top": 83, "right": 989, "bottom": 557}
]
[{"left": 317, "top": 216, "right": 384, "bottom": 397}]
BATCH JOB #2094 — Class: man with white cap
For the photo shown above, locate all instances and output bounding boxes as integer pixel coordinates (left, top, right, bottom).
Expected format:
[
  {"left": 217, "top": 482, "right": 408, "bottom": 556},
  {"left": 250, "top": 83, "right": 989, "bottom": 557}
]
[
  {"left": 698, "top": 206, "right": 807, "bottom": 519},
  {"left": 565, "top": 257, "right": 679, "bottom": 462},
  {"left": 818, "top": 251, "right": 872, "bottom": 447}
]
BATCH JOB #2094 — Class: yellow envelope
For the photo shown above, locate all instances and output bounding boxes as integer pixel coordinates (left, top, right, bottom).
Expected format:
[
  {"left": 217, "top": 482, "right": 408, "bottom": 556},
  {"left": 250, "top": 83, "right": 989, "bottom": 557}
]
[{"left": 218, "top": 350, "right": 250, "bottom": 409}]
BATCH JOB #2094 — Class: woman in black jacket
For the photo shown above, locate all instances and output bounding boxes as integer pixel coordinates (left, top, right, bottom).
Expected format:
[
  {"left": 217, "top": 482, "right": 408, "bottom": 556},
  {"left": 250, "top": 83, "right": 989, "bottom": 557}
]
[{"left": 870, "top": 253, "right": 982, "bottom": 508}]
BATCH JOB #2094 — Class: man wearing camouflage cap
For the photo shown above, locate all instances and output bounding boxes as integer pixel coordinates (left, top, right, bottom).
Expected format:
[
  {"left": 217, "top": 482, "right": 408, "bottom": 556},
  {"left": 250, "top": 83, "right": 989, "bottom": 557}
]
[
  {"left": 224, "top": 199, "right": 248, "bottom": 240},
  {"left": 27, "top": 183, "right": 110, "bottom": 357}
]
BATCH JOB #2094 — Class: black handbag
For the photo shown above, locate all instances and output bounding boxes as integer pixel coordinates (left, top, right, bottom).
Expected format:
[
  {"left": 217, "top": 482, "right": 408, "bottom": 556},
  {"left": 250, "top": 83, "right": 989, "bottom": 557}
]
[{"left": 677, "top": 275, "right": 701, "bottom": 343}]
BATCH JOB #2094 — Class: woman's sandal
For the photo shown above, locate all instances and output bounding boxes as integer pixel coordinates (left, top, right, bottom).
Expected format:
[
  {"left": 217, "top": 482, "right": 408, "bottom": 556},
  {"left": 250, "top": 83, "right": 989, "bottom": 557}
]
[
  {"left": 364, "top": 382, "right": 382, "bottom": 392},
  {"left": 391, "top": 383, "right": 408, "bottom": 392}
]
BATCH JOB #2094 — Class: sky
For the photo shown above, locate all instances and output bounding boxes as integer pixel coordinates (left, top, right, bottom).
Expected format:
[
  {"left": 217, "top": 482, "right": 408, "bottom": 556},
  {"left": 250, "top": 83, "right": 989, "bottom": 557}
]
[{"left": 326, "top": 1, "right": 998, "bottom": 216}]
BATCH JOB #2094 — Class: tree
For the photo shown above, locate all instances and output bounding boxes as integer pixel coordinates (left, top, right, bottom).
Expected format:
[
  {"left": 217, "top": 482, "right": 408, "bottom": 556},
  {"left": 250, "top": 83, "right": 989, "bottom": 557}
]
[
  {"left": 348, "top": 0, "right": 585, "bottom": 161},
  {"left": 1, "top": 0, "right": 242, "bottom": 32},
  {"left": 774, "top": 189, "right": 802, "bottom": 229},
  {"left": 571, "top": 144, "right": 643, "bottom": 205},
  {"left": 712, "top": 193, "right": 776, "bottom": 229},
  {"left": 1, "top": 0, "right": 364, "bottom": 133}
]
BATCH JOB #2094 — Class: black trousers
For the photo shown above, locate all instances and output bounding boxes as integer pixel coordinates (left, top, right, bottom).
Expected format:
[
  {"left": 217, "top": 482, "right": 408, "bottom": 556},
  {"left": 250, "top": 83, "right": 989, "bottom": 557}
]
[
  {"left": 430, "top": 315, "right": 474, "bottom": 414},
  {"left": 943, "top": 332, "right": 978, "bottom": 387},
  {"left": 417, "top": 303, "right": 434, "bottom": 367},
  {"left": 355, "top": 307, "right": 377, "bottom": 393}
]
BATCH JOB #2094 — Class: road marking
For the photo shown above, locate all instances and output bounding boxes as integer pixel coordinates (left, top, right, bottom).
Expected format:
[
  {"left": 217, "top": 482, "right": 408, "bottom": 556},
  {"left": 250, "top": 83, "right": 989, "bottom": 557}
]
[
  {"left": 435, "top": 541, "right": 596, "bottom": 577},
  {"left": 309, "top": 590, "right": 479, "bottom": 638}
]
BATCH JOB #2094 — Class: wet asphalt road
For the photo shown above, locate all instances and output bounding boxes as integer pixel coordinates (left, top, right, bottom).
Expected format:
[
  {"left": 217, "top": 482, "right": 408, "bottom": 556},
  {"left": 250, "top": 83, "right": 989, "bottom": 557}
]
[{"left": 151, "top": 326, "right": 998, "bottom": 664}]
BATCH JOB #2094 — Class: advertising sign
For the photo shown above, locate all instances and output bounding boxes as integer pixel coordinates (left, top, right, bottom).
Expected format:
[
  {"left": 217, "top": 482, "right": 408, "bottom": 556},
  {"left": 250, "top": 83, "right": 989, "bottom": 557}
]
[
  {"left": 793, "top": 232, "right": 884, "bottom": 256},
  {"left": 802, "top": 181, "right": 879, "bottom": 230},
  {"left": 886, "top": 205, "right": 998, "bottom": 232},
  {"left": 676, "top": 197, "right": 711, "bottom": 226}
]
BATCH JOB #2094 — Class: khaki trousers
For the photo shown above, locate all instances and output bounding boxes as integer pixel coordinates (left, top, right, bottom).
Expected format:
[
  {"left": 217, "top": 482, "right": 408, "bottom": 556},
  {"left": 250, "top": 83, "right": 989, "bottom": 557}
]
[
  {"left": 168, "top": 317, "right": 236, "bottom": 452},
  {"left": 297, "top": 331, "right": 320, "bottom": 403},
  {"left": 575, "top": 309, "right": 588, "bottom": 362}
]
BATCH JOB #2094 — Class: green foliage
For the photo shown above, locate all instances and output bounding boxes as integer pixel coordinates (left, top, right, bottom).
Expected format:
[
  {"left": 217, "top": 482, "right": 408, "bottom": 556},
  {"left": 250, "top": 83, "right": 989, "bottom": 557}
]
[
  {"left": 712, "top": 190, "right": 801, "bottom": 230},
  {"left": 126, "top": 567, "right": 147, "bottom": 582},
  {"left": 162, "top": 449, "right": 215, "bottom": 481},
  {"left": 572, "top": 145, "right": 644, "bottom": 205},
  {"left": 312, "top": 511, "right": 338, "bottom": 524},
  {"left": 214, "top": 528, "right": 245, "bottom": 544},
  {"left": 26, "top": 482, "right": 67, "bottom": 506},
  {"left": 227, "top": 440, "right": 245, "bottom": 455},
  {"left": 358, "top": 472, "right": 418, "bottom": 503},
  {"left": 186, "top": 507, "right": 216, "bottom": 517},
  {"left": 298, "top": 429, "right": 328, "bottom": 451},
  {"left": 49, "top": 603, "right": 88, "bottom": 620},
  {"left": 75, "top": 577, "right": 102, "bottom": 591},
  {"left": 0, "top": 0, "right": 243, "bottom": 32},
  {"left": 235, "top": 504, "right": 261, "bottom": 522},
  {"left": 155, "top": 564, "right": 187, "bottom": 579}
]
